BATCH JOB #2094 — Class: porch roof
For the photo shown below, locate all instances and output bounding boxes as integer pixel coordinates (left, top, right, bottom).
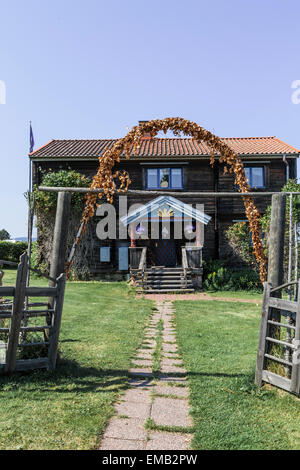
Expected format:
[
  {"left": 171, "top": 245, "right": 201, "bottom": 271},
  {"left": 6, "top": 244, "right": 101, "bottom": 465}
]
[{"left": 120, "top": 195, "right": 212, "bottom": 226}]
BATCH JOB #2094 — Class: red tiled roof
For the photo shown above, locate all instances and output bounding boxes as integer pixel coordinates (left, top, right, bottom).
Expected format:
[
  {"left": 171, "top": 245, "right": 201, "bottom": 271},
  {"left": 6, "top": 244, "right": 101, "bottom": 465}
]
[{"left": 29, "top": 136, "right": 300, "bottom": 159}]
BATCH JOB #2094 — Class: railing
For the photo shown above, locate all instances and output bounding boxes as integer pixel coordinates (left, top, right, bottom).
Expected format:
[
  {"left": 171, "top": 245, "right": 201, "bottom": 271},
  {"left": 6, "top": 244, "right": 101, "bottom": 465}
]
[
  {"left": 181, "top": 247, "right": 189, "bottom": 288},
  {"left": 129, "top": 247, "right": 147, "bottom": 290},
  {"left": 182, "top": 246, "right": 203, "bottom": 289},
  {"left": 139, "top": 247, "right": 147, "bottom": 290}
]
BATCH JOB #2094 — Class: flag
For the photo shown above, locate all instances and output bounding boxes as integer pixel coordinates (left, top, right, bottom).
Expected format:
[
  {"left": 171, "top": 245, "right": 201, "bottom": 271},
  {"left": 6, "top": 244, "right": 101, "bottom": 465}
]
[{"left": 29, "top": 123, "right": 35, "bottom": 153}]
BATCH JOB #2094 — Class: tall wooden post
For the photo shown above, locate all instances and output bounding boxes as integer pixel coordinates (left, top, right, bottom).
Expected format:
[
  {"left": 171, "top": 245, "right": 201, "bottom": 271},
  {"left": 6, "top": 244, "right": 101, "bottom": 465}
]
[
  {"left": 49, "top": 191, "right": 71, "bottom": 285},
  {"left": 267, "top": 194, "right": 286, "bottom": 288},
  {"left": 267, "top": 194, "right": 286, "bottom": 335},
  {"left": 47, "top": 191, "right": 71, "bottom": 344}
]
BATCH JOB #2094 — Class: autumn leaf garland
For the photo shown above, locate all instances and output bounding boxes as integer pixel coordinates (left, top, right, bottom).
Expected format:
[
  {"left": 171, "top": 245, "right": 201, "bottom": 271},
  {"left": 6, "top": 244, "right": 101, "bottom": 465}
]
[{"left": 74, "top": 118, "right": 267, "bottom": 283}]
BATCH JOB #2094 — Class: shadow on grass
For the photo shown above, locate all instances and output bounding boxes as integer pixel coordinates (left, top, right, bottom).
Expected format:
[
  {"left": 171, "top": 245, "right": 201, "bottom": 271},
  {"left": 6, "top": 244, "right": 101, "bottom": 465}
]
[
  {"left": 0, "top": 357, "right": 254, "bottom": 397},
  {"left": 0, "top": 358, "right": 130, "bottom": 396}
]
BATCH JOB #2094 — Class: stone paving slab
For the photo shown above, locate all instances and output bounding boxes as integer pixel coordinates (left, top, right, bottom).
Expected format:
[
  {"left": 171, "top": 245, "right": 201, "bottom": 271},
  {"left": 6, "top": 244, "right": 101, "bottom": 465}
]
[
  {"left": 154, "top": 384, "right": 189, "bottom": 398},
  {"left": 122, "top": 388, "right": 152, "bottom": 403},
  {"left": 115, "top": 401, "right": 151, "bottom": 420},
  {"left": 128, "top": 378, "right": 154, "bottom": 388},
  {"left": 131, "top": 359, "right": 153, "bottom": 367},
  {"left": 104, "top": 417, "right": 147, "bottom": 440},
  {"left": 100, "top": 438, "right": 146, "bottom": 450},
  {"left": 162, "top": 352, "right": 180, "bottom": 358},
  {"left": 161, "top": 358, "right": 183, "bottom": 366},
  {"left": 161, "top": 365, "right": 187, "bottom": 374},
  {"left": 142, "top": 340, "right": 156, "bottom": 348},
  {"left": 159, "top": 374, "right": 187, "bottom": 383},
  {"left": 146, "top": 432, "right": 191, "bottom": 450},
  {"left": 136, "top": 348, "right": 155, "bottom": 355},
  {"left": 129, "top": 368, "right": 152, "bottom": 377},
  {"left": 162, "top": 335, "right": 176, "bottom": 342},
  {"left": 151, "top": 397, "right": 191, "bottom": 427},
  {"left": 135, "top": 354, "right": 153, "bottom": 361},
  {"left": 162, "top": 343, "right": 178, "bottom": 352}
]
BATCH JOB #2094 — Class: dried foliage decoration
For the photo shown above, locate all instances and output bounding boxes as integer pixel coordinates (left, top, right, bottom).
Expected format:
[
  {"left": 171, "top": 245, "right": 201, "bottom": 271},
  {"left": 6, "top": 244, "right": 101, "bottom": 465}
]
[{"left": 76, "top": 118, "right": 267, "bottom": 282}]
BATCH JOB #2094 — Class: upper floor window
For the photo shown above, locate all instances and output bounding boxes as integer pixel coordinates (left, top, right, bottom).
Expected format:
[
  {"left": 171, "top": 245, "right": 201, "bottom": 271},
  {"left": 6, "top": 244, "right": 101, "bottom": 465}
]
[
  {"left": 244, "top": 167, "right": 265, "bottom": 188},
  {"left": 146, "top": 168, "right": 183, "bottom": 189}
]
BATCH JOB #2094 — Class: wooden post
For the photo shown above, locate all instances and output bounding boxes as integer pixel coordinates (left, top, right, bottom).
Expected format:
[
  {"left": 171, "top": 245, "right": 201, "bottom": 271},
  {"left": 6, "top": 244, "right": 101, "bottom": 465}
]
[
  {"left": 48, "top": 273, "right": 66, "bottom": 370},
  {"left": 267, "top": 193, "right": 286, "bottom": 340},
  {"left": 5, "top": 253, "right": 28, "bottom": 374},
  {"left": 47, "top": 192, "right": 70, "bottom": 341},
  {"left": 196, "top": 222, "right": 201, "bottom": 247},
  {"left": 267, "top": 193, "right": 286, "bottom": 288},
  {"left": 49, "top": 191, "right": 71, "bottom": 285}
]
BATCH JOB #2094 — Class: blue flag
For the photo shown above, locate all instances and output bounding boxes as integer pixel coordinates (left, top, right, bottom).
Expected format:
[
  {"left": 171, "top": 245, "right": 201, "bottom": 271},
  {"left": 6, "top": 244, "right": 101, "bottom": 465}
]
[{"left": 29, "top": 123, "right": 34, "bottom": 153}]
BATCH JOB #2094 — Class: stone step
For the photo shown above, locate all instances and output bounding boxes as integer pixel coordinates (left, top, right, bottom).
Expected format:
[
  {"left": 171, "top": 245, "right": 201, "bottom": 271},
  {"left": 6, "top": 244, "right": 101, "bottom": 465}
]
[
  {"left": 138, "top": 280, "right": 193, "bottom": 286},
  {"left": 141, "top": 288, "right": 195, "bottom": 293},
  {"left": 145, "top": 268, "right": 183, "bottom": 273},
  {"left": 145, "top": 272, "right": 185, "bottom": 277}
]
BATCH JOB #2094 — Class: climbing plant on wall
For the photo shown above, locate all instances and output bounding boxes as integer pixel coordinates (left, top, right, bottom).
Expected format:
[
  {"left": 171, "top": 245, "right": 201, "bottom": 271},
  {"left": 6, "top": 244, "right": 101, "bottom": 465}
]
[{"left": 74, "top": 118, "right": 267, "bottom": 282}]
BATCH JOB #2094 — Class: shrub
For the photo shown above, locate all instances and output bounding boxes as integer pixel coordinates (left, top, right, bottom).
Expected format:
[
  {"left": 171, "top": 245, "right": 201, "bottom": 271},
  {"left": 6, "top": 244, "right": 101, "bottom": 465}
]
[
  {"left": 203, "top": 258, "right": 261, "bottom": 292},
  {"left": 34, "top": 170, "right": 92, "bottom": 278},
  {"left": 225, "top": 222, "right": 259, "bottom": 269},
  {"left": 0, "top": 241, "right": 28, "bottom": 263},
  {"left": 34, "top": 169, "right": 90, "bottom": 214}
]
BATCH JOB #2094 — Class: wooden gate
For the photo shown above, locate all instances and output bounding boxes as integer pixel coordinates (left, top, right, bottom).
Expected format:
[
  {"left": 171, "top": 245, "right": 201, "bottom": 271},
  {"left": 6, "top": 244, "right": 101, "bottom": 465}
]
[
  {"left": 255, "top": 280, "right": 300, "bottom": 396},
  {"left": 0, "top": 253, "right": 66, "bottom": 374}
]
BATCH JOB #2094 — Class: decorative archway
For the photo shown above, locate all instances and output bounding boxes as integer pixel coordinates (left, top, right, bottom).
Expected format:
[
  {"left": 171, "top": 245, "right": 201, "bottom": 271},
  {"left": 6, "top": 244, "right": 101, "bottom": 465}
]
[{"left": 78, "top": 118, "right": 267, "bottom": 282}]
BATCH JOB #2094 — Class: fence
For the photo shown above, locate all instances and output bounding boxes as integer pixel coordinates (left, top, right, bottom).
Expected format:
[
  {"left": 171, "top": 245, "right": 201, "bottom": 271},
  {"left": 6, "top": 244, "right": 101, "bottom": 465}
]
[
  {"left": 255, "top": 280, "right": 300, "bottom": 396},
  {"left": 0, "top": 253, "right": 66, "bottom": 374}
]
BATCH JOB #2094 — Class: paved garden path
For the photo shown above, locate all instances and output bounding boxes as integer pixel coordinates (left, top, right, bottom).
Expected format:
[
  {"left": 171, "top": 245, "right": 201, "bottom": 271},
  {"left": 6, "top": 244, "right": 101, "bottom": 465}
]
[{"left": 99, "top": 301, "right": 193, "bottom": 450}]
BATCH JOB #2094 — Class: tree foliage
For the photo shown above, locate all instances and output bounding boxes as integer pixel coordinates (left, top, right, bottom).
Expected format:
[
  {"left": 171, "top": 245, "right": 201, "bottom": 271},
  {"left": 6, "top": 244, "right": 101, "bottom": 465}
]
[
  {"left": 226, "top": 222, "right": 259, "bottom": 269},
  {"left": 34, "top": 169, "right": 90, "bottom": 214},
  {"left": 34, "top": 170, "right": 92, "bottom": 279},
  {"left": 0, "top": 229, "right": 11, "bottom": 240}
]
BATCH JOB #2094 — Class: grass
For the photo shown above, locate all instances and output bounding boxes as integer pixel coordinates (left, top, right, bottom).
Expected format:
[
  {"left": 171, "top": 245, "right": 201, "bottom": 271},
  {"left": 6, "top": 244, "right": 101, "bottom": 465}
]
[
  {"left": 204, "top": 290, "right": 262, "bottom": 301},
  {"left": 175, "top": 300, "right": 300, "bottom": 450},
  {"left": 0, "top": 270, "right": 153, "bottom": 450}
]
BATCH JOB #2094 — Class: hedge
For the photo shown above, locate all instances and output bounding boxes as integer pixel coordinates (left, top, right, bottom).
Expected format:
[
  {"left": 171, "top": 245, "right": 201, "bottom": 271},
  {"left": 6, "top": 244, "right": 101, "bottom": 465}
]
[{"left": 0, "top": 241, "right": 28, "bottom": 264}]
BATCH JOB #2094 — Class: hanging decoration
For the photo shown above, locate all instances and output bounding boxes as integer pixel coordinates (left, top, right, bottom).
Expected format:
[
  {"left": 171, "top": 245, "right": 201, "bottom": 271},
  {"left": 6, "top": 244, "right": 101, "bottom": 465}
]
[{"left": 71, "top": 118, "right": 267, "bottom": 283}]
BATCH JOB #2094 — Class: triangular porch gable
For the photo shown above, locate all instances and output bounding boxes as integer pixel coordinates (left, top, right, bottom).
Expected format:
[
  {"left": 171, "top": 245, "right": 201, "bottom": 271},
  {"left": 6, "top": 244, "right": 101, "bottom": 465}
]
[{"left": 120, "top": 195, "right": 211, "bottom": 226}]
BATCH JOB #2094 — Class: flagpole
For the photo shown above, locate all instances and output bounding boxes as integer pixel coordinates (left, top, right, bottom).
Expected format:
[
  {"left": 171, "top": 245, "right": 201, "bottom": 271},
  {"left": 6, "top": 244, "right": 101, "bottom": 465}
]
[{"left": 25, "top": 122, "right": 35, "bottom": 314}]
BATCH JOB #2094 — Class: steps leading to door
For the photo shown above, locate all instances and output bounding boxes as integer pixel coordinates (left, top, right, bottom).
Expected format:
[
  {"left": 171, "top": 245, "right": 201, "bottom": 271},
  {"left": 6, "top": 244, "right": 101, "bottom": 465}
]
[{"left": 134, "top": 267, "right": 195, "bottom": 294}]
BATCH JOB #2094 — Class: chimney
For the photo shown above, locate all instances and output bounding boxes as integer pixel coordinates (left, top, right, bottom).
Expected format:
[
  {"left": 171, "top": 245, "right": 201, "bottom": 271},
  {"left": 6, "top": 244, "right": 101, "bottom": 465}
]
[{"left": 138, "top": 120, "right": 151, "bottom": 139}]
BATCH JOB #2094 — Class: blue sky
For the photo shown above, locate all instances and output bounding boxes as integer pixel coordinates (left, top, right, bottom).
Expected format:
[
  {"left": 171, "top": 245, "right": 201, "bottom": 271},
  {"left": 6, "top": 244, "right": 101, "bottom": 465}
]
[{"left": 0, "top": 0, "right": 300, "bottom": 237}]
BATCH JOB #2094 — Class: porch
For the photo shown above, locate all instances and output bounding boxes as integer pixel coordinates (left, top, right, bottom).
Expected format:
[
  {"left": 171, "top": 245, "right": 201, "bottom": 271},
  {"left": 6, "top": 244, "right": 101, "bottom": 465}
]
[{"left": 129, "top": 245, "right": 203, "bottom": 293}]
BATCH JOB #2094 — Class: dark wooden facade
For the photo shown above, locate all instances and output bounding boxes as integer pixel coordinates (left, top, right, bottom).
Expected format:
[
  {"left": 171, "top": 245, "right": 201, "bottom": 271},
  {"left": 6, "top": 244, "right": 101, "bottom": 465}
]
[{"left": 30, "top": 134, "right": 298, "bottom": 277}]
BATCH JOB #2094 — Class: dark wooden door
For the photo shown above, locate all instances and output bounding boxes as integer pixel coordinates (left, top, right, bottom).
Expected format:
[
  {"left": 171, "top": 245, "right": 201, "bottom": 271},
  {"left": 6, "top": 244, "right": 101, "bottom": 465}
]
[{"left": 154, "top": 239, "right": 177, "bottom": 267}]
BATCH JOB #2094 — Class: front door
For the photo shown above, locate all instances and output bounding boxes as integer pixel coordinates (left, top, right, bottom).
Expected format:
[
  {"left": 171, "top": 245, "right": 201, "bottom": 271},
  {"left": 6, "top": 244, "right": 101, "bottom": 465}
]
[{"left": 154, "top": 239, "right": 177, "bottom": 267}]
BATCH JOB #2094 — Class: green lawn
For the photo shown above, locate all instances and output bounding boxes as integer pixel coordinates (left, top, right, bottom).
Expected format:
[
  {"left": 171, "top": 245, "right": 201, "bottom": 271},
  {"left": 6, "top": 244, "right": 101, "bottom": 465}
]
[
  {"left": 0, "top": 271, "right": 153, "bottom": 450},
  {"left": 206, "top": 290, "right": 262, "bottom": 301},
  {"left": 175, "top": 300, "right": 300, "bottom": 450},
  {"left": 1, "top": 270, "right": 299, "bottom": 450}
]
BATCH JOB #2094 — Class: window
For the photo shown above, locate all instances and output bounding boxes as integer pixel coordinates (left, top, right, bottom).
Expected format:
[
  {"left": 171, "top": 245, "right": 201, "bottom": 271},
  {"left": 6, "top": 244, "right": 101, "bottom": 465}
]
[
  {"left": 244, "top": 167, "right": 264, "bottom": 188},
  {"left": 146, "top": 168, "right": 183, "bottom": 189}
]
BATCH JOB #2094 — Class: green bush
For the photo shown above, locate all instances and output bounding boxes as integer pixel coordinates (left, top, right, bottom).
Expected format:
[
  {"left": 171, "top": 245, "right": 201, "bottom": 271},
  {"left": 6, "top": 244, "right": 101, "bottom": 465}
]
[
  {"left": 34, "top": 169, "right": 91, "bottom": 214},
  {"left": 0, "top": 241, "right": 28, "bottom": 263},
  {"left": 203, "top": 258, "right": 261, "bottom": 292}
]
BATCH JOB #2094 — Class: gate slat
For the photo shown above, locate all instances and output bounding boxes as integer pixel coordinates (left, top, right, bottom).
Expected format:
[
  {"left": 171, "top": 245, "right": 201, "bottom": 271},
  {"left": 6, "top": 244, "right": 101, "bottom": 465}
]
[
  {"left": 290, "top": 280, "right": 300, "bottom": 395},
  {"left": 5, "top": 254, "right": 28, "bottom": 374},
  {"left": 255, "top": 282, "right": 272, "bottom": 387}
]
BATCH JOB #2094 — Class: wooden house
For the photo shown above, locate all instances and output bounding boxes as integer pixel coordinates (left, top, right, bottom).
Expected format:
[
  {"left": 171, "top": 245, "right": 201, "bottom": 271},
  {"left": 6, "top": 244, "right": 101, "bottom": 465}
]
[{"left": 29, "top": 123, "right": 299, "bottom": 291}]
